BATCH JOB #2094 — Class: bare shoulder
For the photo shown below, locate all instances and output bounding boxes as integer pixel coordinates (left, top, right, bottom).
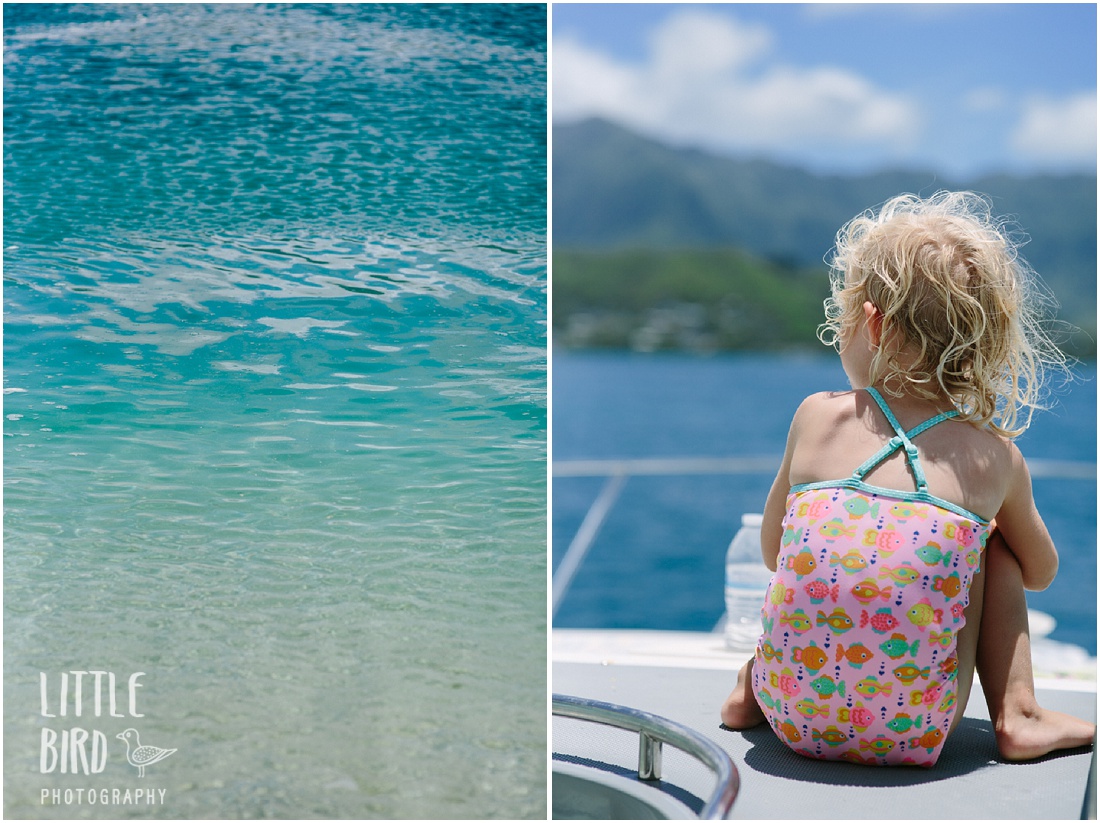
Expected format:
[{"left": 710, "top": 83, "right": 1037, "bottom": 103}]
[
  {"left": 786, "top": 392, "right": 864, "bottom": 485},
  {"left": 921, "top": 411, "right": 1016, "bottom": 476},
  {"left": 791, "top": 390, "right": 860, "bottom": 442},
  {"left": 996, "top": 435, "right": 1031, "bottom": 482},
  {"left": 927, "top": 419, "right": 1017, "bottom": 520},
  {"left": 793, "top": 390, "right": 858, "bottom": 425},
  {"left": 960, "top": 421, "right": 1016, "bottom": 470}
]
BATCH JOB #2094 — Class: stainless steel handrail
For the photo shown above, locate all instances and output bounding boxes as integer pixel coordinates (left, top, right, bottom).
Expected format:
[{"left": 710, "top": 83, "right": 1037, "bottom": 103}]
[
  {"left": 551, "top": 470, "right": 627, "bottom": 617},
  {"left": 551, "top": 454, "right": 1095, "bottom": 615},
  {"left": 553, "top": 454, "right": 1095, "bottom": 479},
  {"left": 553, "top": 693, "right": 739, "bottom": 820}
]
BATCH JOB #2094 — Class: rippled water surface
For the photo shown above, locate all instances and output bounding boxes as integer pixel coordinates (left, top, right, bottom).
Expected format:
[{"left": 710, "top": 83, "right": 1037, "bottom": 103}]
[{"left": 5, "top": 4, "right": 546, "bottom": 818}]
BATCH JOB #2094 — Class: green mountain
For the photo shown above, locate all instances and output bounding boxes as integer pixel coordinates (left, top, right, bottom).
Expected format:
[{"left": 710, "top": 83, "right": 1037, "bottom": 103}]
[
  {"left": 553, "top": 118, "right": 1096, "bottom": 351},
  {"left": 554, "top": 247, "right": 829, "bottom": 352}
]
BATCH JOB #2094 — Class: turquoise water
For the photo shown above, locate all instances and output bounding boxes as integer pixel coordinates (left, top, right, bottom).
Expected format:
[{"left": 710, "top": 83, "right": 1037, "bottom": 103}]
[{"left": 5, "top": 4, "right": 546, "bottom": 819}]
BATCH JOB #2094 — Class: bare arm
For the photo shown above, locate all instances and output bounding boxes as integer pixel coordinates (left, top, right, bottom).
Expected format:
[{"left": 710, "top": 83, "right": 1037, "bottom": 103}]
[
  {"left": 760, "top": 467, "right": 789, "bottom": 571},
  {"left": 992, "top": 442, "right": 1059, "bottom": 591},
  {"left": 760, "top": 400, "right": 806, "bottom": 571}
]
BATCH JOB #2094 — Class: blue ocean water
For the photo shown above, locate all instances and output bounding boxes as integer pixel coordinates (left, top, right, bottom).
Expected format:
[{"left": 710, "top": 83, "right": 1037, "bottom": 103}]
[
  {"left": 552, "top": 351, "right": 1097, "bottom": 657},
  {"left": 5, "top": 4, "right": 545, "bottom": 819}
]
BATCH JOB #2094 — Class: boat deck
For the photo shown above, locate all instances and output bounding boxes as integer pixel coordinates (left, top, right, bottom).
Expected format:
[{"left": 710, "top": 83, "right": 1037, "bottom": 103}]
[{"left": 553, "top": 629, "right": 1097, "bottom": 820}]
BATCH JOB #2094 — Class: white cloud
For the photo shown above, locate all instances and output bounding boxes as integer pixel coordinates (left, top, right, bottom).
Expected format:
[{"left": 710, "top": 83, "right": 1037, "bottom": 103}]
[
  {"left": 735, "top": 66, "right": 918, "bottom": 144},
  {"left": 553, "top": 9, "right": 920, "bottom": 161},
  {"left": 649, "top": 9, "right": 772, "bottom": 78},
  {"left": 552, "top": 37, "right": 639, "bottom": 123},
  {"left": 1010, "top": 93, "right": 1097, "bottom": 168}
]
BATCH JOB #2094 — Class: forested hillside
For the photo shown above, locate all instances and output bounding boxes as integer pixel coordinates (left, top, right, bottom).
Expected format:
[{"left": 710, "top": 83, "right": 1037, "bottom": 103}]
[
  {"left": 554, "top": 248, "right": 827, "bottom": 351},
  {"left": 553, "top": 119, "right": 1096, "bottom": 355}
]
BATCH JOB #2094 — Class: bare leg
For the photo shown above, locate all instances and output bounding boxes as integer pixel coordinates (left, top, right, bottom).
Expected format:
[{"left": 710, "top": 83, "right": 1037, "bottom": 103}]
[
  {"left": 946, "top": 540, "right": 985, "bottom": 737},
  {"left": 976, "top": 533, "right": 1095, "bottom": 760},
  {"left": 720, "top": 656, "right": 766, "bottom": 729}
]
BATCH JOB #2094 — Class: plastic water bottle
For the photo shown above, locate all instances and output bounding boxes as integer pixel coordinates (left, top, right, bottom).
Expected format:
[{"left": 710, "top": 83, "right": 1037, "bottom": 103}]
[{"left": 724, "top": 513, "right": 773, "bottom": 651}]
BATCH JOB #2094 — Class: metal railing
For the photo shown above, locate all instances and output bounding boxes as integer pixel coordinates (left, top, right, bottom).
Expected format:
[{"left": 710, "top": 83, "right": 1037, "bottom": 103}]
[
  {"left": 552, "top": 455, "right": 779, "bottom": 617},
  {"left": 551, "top": 454, "right": 1096, "bottom": 617},
  {"left": 553, "top": 693, "right": 739, "bottom": 820}
]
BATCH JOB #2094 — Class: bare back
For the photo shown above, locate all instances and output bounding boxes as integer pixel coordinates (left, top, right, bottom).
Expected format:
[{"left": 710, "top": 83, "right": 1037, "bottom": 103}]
[{"left": 788, "top": 390, "right": 1012, "bottom": 523}]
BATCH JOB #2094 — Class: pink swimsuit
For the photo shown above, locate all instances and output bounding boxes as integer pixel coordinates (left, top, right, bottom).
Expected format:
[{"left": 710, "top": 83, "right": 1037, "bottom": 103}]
[{"left": 752, "top": 387, "right": 990, "bottom": 766}]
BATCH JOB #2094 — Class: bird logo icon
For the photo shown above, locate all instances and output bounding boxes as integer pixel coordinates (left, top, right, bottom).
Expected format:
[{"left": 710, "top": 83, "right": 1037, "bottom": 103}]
[{"left": 116, "top": 729, "right": 177, "bottom": 777}]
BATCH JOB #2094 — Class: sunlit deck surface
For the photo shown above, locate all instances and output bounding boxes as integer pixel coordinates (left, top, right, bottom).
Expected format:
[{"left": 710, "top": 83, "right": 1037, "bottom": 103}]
[{"left": 553, "top": 629, "right": 1097, "bottom": 820}]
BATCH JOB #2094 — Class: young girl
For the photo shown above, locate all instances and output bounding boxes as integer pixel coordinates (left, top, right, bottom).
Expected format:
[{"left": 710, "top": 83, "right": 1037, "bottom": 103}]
[{"left": 720, "top": 191, "right": 1095, "bottom": 766}]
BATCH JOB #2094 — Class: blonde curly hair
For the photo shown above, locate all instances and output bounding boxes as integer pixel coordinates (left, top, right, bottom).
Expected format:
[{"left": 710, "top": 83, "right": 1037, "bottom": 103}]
[{"left": 819, "top": 190, "right": 1066, "bottom": 437}]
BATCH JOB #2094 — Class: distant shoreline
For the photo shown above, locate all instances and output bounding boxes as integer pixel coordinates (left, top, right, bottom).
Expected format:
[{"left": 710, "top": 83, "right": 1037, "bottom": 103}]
[{"left": 552, "top": 247, "right": 1096, "bottom": 360}]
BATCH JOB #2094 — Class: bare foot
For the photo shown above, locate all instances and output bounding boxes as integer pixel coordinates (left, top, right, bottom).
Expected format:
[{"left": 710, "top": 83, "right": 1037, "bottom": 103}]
[
  {"left": 995, "top": 706, "right": 1096, "bottom": 761},
  {"left": 720, "top": 658, "right": 766, "bottom": 730}
]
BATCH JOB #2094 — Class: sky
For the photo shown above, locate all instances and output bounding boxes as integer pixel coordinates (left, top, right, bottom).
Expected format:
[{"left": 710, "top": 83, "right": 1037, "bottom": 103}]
[{"left": 552, "top": 3, "right": 1097, "bottom": 177}]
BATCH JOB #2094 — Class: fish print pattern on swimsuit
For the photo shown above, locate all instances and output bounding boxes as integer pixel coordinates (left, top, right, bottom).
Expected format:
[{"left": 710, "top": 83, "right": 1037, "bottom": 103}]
[{"left": 753, "top": 486, "right": 990, "bottom": 766}]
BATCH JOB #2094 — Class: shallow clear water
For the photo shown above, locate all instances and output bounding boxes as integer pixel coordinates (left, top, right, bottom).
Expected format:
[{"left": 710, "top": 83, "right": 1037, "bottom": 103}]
[{"left": 5, "top": 4, "right": 546, "bottom": 818}]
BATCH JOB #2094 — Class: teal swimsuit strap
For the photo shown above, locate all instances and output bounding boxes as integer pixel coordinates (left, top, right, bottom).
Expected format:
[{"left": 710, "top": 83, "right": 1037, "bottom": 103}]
[{"left": 852, "top": 387, "right": 959, "bottom": 494}]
